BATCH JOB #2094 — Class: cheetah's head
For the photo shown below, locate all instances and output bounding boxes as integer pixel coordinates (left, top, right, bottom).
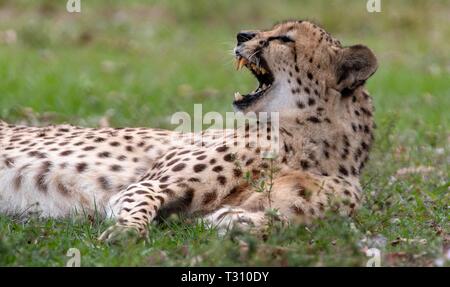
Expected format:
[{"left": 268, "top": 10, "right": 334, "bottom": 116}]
[{"left": 233, "top": 20, "right": 378, "bottom": 113}]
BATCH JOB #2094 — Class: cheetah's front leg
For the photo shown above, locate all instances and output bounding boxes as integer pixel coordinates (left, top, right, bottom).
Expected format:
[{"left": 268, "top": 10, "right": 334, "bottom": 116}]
[{"left": 99, "top": 180, "right": 171, "bottom": 242}]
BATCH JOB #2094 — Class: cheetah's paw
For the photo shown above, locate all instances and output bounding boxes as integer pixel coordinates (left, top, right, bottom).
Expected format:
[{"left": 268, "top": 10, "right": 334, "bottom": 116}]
[{"left": 98, "top": 224, "right": 146, "bottom": 243}]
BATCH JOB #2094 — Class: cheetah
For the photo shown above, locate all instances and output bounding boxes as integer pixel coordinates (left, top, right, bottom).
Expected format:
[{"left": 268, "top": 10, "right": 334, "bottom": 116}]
[{"left": 0, "top": 20, "right": 377, "bottom": 241}]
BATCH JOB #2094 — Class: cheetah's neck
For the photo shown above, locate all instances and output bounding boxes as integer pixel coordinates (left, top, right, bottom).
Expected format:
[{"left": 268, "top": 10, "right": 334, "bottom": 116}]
[{"left": 277, "top": 87, "right": 375, "bottom": 178}]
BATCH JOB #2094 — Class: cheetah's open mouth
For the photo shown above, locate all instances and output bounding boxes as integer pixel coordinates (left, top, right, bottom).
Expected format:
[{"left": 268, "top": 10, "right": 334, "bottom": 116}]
[{"left": 233, "top": 55, "right": 274, "bottom": 109}]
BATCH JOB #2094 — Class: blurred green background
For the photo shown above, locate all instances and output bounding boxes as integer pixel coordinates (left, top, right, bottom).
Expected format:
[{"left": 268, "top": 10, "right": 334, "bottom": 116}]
[
  {"left": 0, "top": 0, "right": 448, "bottom": 130},
  {"left": 0, "top": 0, "right": 448, "bottom": 266}
]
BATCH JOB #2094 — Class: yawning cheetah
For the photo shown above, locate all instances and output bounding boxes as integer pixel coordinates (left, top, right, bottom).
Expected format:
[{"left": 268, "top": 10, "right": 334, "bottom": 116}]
[{"left": 0, "top": 20, "right": 377, "bottom": 241}]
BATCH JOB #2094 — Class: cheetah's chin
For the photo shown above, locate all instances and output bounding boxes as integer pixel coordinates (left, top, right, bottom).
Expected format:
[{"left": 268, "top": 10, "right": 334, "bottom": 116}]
[{"left": 233, "top": 55, "right": 274, "bottom": 109}]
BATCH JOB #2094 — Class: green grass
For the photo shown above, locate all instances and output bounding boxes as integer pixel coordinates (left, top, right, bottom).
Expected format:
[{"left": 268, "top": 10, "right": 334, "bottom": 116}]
[{"left": 0, "top": 0, "right": 448, "bottom": 266}]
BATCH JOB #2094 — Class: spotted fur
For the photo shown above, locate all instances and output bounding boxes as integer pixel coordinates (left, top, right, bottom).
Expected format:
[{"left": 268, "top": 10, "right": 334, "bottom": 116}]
[{"left": 0, "top": 21, "right": 377, "bottom": 241}]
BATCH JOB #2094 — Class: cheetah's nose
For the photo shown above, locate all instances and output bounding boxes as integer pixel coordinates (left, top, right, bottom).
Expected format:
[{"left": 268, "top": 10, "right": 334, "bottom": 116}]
[{"left": 237, "top": 31, "right": 256, "bottom": 45}]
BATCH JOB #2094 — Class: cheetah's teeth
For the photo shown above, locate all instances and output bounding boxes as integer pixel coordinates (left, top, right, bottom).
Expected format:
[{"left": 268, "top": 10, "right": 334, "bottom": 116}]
[
  {"left": 234, "top": 92, "right": 243, "bottom": 101},
  {"left": 236, "top": 57, "right": 247, "bottom": 70},
  {"left": 252, "top": 64, "right": 261, "bottom": 74}
]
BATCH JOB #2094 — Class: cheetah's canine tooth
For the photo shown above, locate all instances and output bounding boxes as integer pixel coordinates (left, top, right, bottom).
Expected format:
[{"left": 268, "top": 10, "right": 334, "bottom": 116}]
[{"left": 236, "top": 57, "right": 247, "bottom": 70}]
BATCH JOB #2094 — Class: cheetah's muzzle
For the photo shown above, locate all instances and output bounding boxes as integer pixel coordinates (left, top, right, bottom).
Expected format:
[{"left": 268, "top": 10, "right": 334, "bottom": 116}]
[{"left": 233, "top": 54, "right": 274, "bottom": 109}]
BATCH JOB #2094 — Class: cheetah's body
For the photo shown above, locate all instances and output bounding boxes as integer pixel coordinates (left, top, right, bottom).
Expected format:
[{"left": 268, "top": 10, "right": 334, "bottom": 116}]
[
  {"left": 0, "top": 124, "right": 173, "bottom": 217},
  {"left": 0, "top": 21, "right": 377, "bottom": 240}
]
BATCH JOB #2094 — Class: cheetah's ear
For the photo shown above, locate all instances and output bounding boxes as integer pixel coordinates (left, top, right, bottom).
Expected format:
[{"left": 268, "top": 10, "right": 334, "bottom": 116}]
[{"left": 335, "top": 45, "right": 378, "bottom": 92}]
